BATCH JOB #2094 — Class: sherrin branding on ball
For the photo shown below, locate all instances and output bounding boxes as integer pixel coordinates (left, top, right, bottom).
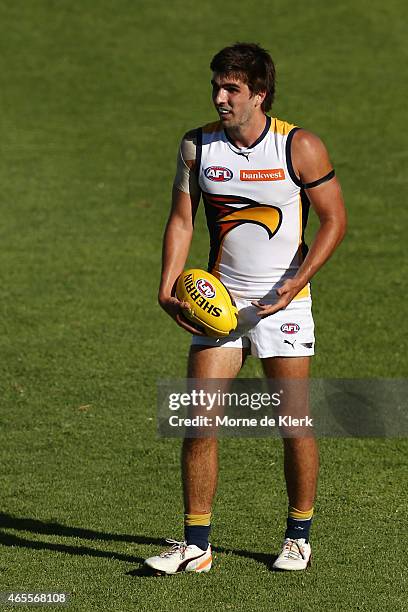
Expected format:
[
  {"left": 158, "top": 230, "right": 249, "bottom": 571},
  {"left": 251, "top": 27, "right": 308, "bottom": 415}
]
[{"left": 176, "top": 269, "right": 238, "bottom": 337}]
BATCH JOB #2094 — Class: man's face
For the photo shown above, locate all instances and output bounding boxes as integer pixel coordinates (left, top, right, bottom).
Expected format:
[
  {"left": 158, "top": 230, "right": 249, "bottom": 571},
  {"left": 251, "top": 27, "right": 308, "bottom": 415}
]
[{"left": 211, "top": 72, "right": 262, "bottom": 129}]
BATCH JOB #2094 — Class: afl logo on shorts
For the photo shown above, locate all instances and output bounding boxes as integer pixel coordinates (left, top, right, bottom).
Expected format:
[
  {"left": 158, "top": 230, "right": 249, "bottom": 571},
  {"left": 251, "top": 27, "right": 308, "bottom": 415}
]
[
  {"left": 196, "top": 278, "right": 216, "bottom": 299},
  {"left": 204, "top": 166, "right": 233, "bottom": 182},
  {"left": 281, "top": 323, "right": 300, "bottom": 334}
]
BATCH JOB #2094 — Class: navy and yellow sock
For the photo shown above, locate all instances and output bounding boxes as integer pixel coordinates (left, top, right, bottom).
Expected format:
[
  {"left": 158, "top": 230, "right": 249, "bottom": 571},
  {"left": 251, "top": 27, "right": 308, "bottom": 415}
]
[
  {"left": 184, "top": 513, "right": 211, "bottom": 550},
  {"left": 285, "top": 506, "right": 313, "bottom": 542}
]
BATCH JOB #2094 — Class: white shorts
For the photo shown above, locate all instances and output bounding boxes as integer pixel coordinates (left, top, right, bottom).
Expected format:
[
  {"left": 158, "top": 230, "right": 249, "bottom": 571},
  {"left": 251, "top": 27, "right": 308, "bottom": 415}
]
[{"left": 191, "top": 296, "right": 315, "bottom": 358}]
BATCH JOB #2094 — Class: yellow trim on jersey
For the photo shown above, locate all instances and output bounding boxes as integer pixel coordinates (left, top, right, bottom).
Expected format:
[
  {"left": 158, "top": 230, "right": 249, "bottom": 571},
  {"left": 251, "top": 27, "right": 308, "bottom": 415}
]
[
  {"left": 293, "top": 285, "right": 310, "bottom": 300},
  {"left": 293, "top": 193, "right": 311, "bottom": 299},
  {"left": 270, "top": 117, "right": 297, "bottom": 136}
]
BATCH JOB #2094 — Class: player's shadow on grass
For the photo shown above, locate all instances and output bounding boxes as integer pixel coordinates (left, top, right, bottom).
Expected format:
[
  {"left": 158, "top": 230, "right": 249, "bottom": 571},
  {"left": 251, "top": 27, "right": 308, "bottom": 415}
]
[
  {"left": 0, "top": 512, "right": 159, "bottom": 565},
  {"left": 0, "top": 529, "right": 144, "bottom": 564},
  {"left": 0, "top": 512, "right": 277, "bottom": 573}
]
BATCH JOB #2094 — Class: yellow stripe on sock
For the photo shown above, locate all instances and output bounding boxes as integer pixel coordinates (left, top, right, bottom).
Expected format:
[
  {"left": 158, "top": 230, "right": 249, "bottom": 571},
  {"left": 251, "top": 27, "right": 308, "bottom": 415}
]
[
  {"left": 184, "top": 513, "right": 212, "bottom": 526},
  {"left": 288, "top": 506, "right": 314, "bottom": 520}
]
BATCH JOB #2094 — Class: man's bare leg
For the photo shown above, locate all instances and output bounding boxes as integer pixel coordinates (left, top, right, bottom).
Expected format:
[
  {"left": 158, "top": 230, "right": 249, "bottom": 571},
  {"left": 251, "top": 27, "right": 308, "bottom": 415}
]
[
  {"left": 261, "top": 356, "right": 319, "bottom": 511},
  {"left": 261, "top": 356, "right": 317, "bottom": 569},
  {"left": 144, "top": 346, "right": 246, "bottom": 573},
  {"left": 182, "top": 345, "right": 247, "bottom": 513}
]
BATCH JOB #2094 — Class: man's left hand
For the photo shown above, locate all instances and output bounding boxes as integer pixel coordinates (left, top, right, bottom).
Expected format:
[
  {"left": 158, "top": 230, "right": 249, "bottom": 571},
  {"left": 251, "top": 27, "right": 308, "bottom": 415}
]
[{"left": 251, "top": 278, "right": 305, "bottom": 318}]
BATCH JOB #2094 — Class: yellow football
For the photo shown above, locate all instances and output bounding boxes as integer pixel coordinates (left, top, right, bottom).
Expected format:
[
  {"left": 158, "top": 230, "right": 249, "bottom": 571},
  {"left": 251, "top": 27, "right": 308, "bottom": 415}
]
[{"left": 176, "top": 269, "right": 238, "bottom": 337}]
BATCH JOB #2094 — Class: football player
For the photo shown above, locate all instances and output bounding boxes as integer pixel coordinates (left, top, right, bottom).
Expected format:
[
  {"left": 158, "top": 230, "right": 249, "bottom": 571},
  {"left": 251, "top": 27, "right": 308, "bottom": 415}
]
[{"left": 145, "top": 42, "right": 346, "bottom": 574}]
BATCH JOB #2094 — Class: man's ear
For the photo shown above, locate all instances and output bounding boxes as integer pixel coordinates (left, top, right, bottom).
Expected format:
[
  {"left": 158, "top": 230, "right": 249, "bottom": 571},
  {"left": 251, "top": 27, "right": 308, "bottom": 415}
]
[{"left": 255, "top": 90, "right": 267, "bottom": 107}]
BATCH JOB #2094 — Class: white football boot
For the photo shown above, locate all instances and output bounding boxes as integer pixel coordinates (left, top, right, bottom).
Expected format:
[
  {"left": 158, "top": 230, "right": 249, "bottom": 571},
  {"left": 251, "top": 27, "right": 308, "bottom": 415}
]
[
  {"left": 273, "top": 538, "right": 312, "bottom": 570},
  {"left": 145, "top": 539, "right": 212, "bottom": 575}
]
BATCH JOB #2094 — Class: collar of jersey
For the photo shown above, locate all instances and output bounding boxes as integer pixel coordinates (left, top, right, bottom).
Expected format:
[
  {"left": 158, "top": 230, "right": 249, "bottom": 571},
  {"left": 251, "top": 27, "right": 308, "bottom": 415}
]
[{"left": 224, "top": 115, "right": 271, "bottom": 154}]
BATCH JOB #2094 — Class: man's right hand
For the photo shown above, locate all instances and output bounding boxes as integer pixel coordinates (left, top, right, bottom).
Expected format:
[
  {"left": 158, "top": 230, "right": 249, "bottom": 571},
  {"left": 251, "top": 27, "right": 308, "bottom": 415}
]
[{"left": 158, "top": 295, "right": 206, "bottom": 336}]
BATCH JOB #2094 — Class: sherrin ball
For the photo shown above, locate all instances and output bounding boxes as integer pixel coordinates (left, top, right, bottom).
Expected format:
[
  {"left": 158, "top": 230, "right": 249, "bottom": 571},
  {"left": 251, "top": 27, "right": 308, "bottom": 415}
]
[{"left": 176, "top": 269, "right": 238, "bottom": 337}]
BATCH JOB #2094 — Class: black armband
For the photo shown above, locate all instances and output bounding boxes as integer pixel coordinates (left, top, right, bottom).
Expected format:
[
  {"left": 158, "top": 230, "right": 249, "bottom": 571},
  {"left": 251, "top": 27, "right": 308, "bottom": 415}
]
[{"left": 302, "top": 169, "right": 335, "bottom": 189}]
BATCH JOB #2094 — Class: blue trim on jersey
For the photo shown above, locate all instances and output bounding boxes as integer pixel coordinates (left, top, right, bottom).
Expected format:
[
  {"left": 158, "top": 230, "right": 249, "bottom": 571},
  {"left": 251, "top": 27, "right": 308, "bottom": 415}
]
[
  {"left": 224, "top": 115, "right": 271, "bottom": 150},
  {"left": 195, "top": 127, "right": 203, "bottom": 180},
  {"left": 300, "top": 188, "right": 311, "bottom": 261},
  {"left": 285, "top": 127, "right": 302, "bottom": 187}
]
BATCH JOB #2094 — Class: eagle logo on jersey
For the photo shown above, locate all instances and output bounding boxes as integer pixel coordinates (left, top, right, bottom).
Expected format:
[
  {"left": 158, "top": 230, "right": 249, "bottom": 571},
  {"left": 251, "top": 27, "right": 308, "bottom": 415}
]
[{"left": 203, "top": 192, "right": 282, "bottom": 272}]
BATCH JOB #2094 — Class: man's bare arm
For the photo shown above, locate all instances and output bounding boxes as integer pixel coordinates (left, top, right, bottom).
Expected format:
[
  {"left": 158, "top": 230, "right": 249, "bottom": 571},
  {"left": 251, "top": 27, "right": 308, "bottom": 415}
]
[
  {"left": 158, "top": 184, "right": 205, "bottom": 335},
  {"left": 253, "top": 130, "right": 347, "bottom": 317}
]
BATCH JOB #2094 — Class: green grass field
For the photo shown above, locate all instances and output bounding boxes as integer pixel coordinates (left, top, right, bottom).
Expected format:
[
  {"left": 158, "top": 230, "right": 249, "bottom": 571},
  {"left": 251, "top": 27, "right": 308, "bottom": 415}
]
[{"left": 0, "top": 1, "right": 407, "bottom": 610}]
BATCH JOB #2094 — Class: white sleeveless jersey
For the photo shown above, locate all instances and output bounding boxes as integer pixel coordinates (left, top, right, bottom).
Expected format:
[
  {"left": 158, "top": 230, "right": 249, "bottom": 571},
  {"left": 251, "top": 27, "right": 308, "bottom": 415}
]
[{"left": 196, "top": 115, "right": 311, "bottom": 301}]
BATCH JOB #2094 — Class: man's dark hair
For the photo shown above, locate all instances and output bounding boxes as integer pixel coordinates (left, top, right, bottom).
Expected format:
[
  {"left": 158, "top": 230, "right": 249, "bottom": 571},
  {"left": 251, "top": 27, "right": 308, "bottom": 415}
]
[{"left": 210, "top": 42, "right": 276, "bottom": 112}]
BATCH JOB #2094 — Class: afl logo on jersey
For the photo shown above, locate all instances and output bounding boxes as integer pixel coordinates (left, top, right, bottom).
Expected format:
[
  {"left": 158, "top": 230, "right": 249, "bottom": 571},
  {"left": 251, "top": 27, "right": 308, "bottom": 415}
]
[
  {"left": 281, "top": 323, "right": 300, "bottom": 334},
  {"left": 204, "top": 166, "right": 233, "bottom": 182},
  {"left": 196, "top": 278, "right": 216, "bottom": 299}
]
